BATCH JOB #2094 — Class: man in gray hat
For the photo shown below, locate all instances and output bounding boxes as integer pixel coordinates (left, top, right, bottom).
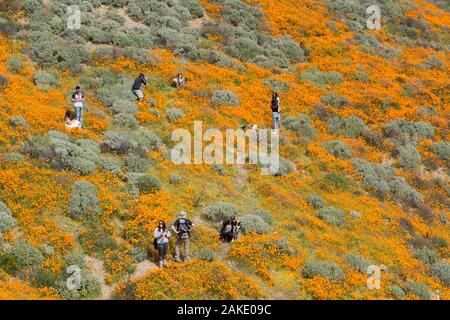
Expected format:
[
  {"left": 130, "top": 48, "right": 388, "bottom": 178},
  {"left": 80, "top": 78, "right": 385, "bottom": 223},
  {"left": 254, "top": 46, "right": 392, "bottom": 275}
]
[{"left": 171, "top": 211, "right": 195, "bottom": 262}]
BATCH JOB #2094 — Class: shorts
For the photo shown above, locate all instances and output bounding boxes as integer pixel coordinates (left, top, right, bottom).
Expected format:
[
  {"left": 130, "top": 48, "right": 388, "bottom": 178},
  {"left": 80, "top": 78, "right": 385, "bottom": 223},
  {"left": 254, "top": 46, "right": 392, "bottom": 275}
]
[{"left": 133, "top": 89, "right": 143, "bottom": 100}]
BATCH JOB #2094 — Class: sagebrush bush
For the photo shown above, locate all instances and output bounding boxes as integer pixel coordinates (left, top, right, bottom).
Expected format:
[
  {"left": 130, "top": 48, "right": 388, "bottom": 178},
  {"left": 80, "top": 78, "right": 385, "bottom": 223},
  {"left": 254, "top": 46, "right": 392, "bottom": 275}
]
[
  {"left": 328, "top": 116, "right": 366, "bottom": 137},
  {"left": 109, "top": 99, "right": 139, "bottom": 115},
  {"left": 302, "top": 260, "right": 344, "bottom": 282},
  {"left": 283, "top": 114, "right": 316, "bottom": 139},
  {"left": 344, "top": 254, "right": 371, "bottom": 273},
  {"left": 8, "top": 116, "right": 28, "bottom": 128},
  {"left": 32, "top": 70, "right": 60, "bottom": 91},
  {"left": 97, "top": 156, "right": 121, "bottom": 174},
  {"left": 317, "top": 207, "right": 345, "bottom": 226},
  {"left": 404, "top": 281, "right": 431, "bottom": 300},
  {"left": 11, "top": 242, "right": 44, "bottom": 267},
  {"left": 269, "top": 157, "right": 296, "bottom": 177},
  {"left": 382, "top": 119, "right": 434, "bottom": 145},
  {"left": 103, "top": 130, "right": 138, "bottom": 154},
  {"left": 263, "top": 78, "right": 290, "bottom": 92},
  {"left": 124, "top": 154, "right": 148, "bottom": 173},
  {"left": 204, "top": 202, "right": 239, "bottom": 222},
  {"left": 269, "top": 238, "right": 295, "bottom": 255},
  {"left": 352, "top": 158, "right": 422, "bottom": 206},
  {"left": 414, "top": 247, "right": 438, "bottom": 265},
  {"left": 166, "top": 107, "right": 185, "bottom": 123},
  {"left": 430, "top": 141, "right": 449, "bottom": 162},
  {"left": 321, "top": 93, "right": 349, "bottom": 107},
  {"left": 389, "top": 285, "right": 406, "bottom": 299},
  {"left": 395, "top": 144, "right": 421, "bottom": 171},
  {"left": 299, "top": 68, "right": 343, "bottom": 88},
  {"left": 251, "top": 209, "right": 273, "bottom": 225},
  {"left": 68, "top": 181, "right": 101, "bottom": 220},
  {"left": 0, "top": 252, "right": 20, "bottom": 275},
  {"left": 123, "top": 173, "right": 161, "bottom": 195},
  {"left": 324, "top": 140, "right": 352, "bottom": 159},
  {"left": 113, "top": 113, "right": 138, "bottom": 128},
  {"left": 196, "top": 248, "right": 215, "bottom": 262},
  {"left": 129, "top": 246, "right": 147, "bottom": 263},
  {"left": 307, "top": 194, "right": 324, "bottom": 209},
  {"left": 169, "top": 173, "right": 181, "bottom": 185},
  {"left": 5, "top": 56, "right": 23, "bottom": 73},
  {"left": 212, "top": 90, "right": 240, "bottom": 106},
  {"left": 0, "top": 201, "right": 16, "bottom": 233},
  {"left": 240, "top": 215, "right": 269, "bottom": 234},
  {"left": 430, "top": 263, "right": 450, "bottom": 287}
]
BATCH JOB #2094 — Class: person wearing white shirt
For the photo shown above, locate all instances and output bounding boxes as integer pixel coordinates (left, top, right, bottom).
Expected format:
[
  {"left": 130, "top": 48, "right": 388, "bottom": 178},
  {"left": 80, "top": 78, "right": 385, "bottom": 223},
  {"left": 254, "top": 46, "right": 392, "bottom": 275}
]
[
  {"left": 71, "top": 85, "right": 85, "bottom": 128},
  {"left": 154, "top": 220, "right": 171, "bottom": 268}
]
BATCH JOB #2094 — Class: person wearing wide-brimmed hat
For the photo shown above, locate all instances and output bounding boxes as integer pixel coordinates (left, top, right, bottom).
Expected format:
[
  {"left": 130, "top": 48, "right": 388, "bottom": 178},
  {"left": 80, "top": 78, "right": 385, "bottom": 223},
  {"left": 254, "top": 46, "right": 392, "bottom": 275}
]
[{"left": 171, "top": 211, "right": 195, "bottom": 262}]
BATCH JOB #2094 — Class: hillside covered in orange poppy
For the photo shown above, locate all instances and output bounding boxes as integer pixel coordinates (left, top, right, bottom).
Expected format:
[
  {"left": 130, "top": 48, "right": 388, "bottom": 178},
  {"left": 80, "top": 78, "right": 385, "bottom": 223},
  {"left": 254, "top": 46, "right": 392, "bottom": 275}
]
[{"left": 0, "top": 0, "right": 448, "bottom": 300}]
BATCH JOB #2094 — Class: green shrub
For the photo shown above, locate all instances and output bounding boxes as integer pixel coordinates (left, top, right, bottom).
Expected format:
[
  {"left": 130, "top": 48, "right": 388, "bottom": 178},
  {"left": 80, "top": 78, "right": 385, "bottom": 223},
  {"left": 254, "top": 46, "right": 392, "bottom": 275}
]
[
  {"left": 344, "top": 254, "right": 372, "bottom": 273},
  {"left": 123, "top": 173, "right": 161, "bottom": 195},
  {"left": 251, "top": 209, "right": 273, "bottom": 225},
  {"left": 124, "top": 154, "right": 148, "bottom": 173},
  {"left": 11, "top": 242, "right": 44, "bottom": 267},
  {"left": 268, "top": 238, "right": 295, "bottom": 255},
  {"left": 404, "top": 281, "right": 431, "bottom": 300},
  {"left": 109, "top": 99, "right": 139, "bottom": 115},
  {"left": 103, "top": 131, "right": 138, "bottom": 154},
  {"left": 430, "top": 141, "right": 450, "bottom": 162},
  {"left": 382, "top": 120, "right": 434, "bottom": 145},
  {"left": 300, "top": 68, "right": 343, "bottom": 89},
  {"left": 324, "top": 173, "right": 349, "bottom": 189},
  {"left": 226, "top": 37, "right": 263, "bottom": 61},
  {"left": 180, "top": 0, "right": 205, "bottom": 18},
  {"left": 352, "top": 158, "right": 422, "bottom": 206},
  {"left": 169, "top": 173, "right": 181, "bottom": 185},
  {"left": 68, "top": 181, "right": 101, "bottom": 220},
  {"left": 302, "top": 260, "right": 344, "bottom": 282},
  {"left": 98, "top": 156, "right": 122, "bottom": 174},
  {"left": 430, "top": 263, "right": 450, "bottom": 287},
  {"left": 328, "top": 116, "right": 366, "bottom": 137},
  {"left": 113, "top": 113, "right": 138, "bottom": 128},
  {"left": 32, "top": 70, "right": 60, "bottom": 91},
  {"left": 0, "top": 201, "right": 15, "bottom": 233},
  {"left": 212, "top": 90, "right": 240, "bottom": 106},
  {"left": 240, "top": 214, "right": 270, "bottom": 234},
  {"left": 283, "top": 114, "right": 316, "bottom": 139},
  {"left": 273, "top": 157, "right": 296, "bottom": 176},
  {"left": 263, "top": 78, "right": 290, "bottom": 92},
  {"left": 321, "top": 93, "right": 349, "bottom": 107},
  {"left": 196, "top": 248, "right": 215, "bottom": 262},
  {"left": 204, "top": 202, "right": 239, "bottom": 222},
  {"left": 324, "top": 140, "right": 352, "bottom": 159},
  {"left": 0, "top": 252, "right": 20, "bottom": 275},
  {"left": 317, "top": 207, "right": 345, "bottom": 226},
  {"left": 396, "top": 145, "right": 421, "bottom": 171},
  {"left": 129, "top": 246, "right": 147, "bottom": 263},
  {"left": 307, "top": 195, "right": 324, "bottom": 209},
  {"left": 414, "top": 247, "right": 438, "bottom": 265},
  {"left": 166, "top": 107, "right": 185, "bottom": 123},
  {"left": 5, "top": 57, "right": 23, "bottom": 73},
  {"left": 389, "top": 285, "right": 406, "bottom": 299},
  {"left": 8, "top": 116, "right": 28, "bottom": 128}
]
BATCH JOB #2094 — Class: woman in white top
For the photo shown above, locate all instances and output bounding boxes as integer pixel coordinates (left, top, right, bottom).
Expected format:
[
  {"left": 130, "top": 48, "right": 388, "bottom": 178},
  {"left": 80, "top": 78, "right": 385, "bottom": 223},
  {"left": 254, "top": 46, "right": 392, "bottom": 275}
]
[
  {"left": 154, "top": 220, "right": 171, "bottom": 268},
  {"left": 271, "top": 92, "right": 281, "bottom": 130},
  {"left": 64, "top": 110, "right": 81, "bottom": 129}
]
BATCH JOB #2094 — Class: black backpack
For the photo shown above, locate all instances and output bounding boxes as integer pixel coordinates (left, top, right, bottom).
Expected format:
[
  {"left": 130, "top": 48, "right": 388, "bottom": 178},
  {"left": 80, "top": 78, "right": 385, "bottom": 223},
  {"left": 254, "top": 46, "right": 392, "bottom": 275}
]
[
  {"left": 177, "top": 219, "right": 191, "bottom": 237},
  {"left": 271, "top": 98, "right": 279, "bottom": 112}
]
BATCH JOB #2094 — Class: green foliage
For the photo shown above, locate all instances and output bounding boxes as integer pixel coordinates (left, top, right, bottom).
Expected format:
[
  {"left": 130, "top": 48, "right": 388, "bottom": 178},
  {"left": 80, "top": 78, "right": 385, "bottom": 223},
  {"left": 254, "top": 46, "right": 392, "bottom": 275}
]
[
  {"left": 113, "top": 113, "right": 138, "bottom": 129},
  {"left": 396, "top": 145, "right": 421, "bottom": 171},
  {"left": 11, "top": 242, "right": 44, "bottom": 267},
  {"left": 98, "top": 156, "right": 122, "bottom": 174},
  {"left": 344, "top": 254, "right": 371, "bottom": 273},
  {"left": 204, "top": 202, "right": 239, "bottom": 222},
  {"left": 324, "top": 140, "right": 352, "bottom": 159},
  {"left": 389, "top": 285, "right": 406, "bottom": 299},
  {"left": 430, "top": 141, "right": 450, "bottom": 162},
  {"left": 196, "top": 248, "right": 215, "bottom": 262},
  {"left": 124, "top": 154, "right": 148, "bottom": 173},
  {"left": 430, "top": 263, "right": 450, "bottom": 287},
  {"left": 5, "top": 56, "right": 23, "bottom": 73},
  {"left": 414, "top": 247, "right": 438, "bottom": 265},
  {"left": 169, "top": 173, "right": 181, "bottom": 185},
  {"left": 251, "top": 209, "right": 273, "bottom": 225},
  {"left": 103, "top": 129, "right": 162, "bottom": 154},
  {"left": 0, "top": 252, "right": 20, "bottom": 275},
  {"left": 382, "top": 119, "right": 434, "bottom": 145},
  {"left": 166, "top": 107, "right": 185, "bottom": 123},
  {"left": 352, "top": 158, "right": 422, "bottom": 206},
  {"left": 0, "top": 201, "right": 16, "bottom": 233},
  {"left": 212, "top": 90, "right": 240, "bottom": 106},
  {"left": 263, "top": 78, "right": 290, "bottom": 92},
  {"left": 129, "top": 246, "right": 147, "bottom": 263},
  {"left": 317, "top": 207, "right": 345, "bottom": 226},
  {"left": 68, "top": 181, "right": 101, "bottom": 220},
  {"left": 307, "top": 194, "right": 324, "bottom": 209},
  {"left": 123, "top": 173, "right": 161, "bottom": 195},
  {"left": 328, "top": 116, "right": 366, "bottom": 137},
  {"left": 404, "top": 281, "right": 431, "bottom": 300},
  {"left": 299, "top": 68, "right": 343, "bottom": 89},
  {"left": 8, "top": 116, "right": 28, "bottom": 128},
  {"left": 302, "top": 260, "right": 344, "bottom": 282},
  {"left": 240, "top": 214, "right": 270, "bottom": 234},
  {"left": 32, "top": 70, "right": 61, "bottom": 91},
  {"left": 283, "top": 114, "right": 316, "bottom": 139},
  {"left": 321, "top": 93, "right": 349, "bottom": 107}
]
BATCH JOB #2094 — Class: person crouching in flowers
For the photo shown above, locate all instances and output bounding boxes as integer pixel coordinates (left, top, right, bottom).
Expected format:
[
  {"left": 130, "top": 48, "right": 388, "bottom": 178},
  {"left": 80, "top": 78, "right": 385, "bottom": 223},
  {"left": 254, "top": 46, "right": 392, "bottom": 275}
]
[
  {"left": 64, "top": 110, "right": 81, "bottom": 129},
  {"left": 154, "top": 220, "right": 171, "bottom": 268}
]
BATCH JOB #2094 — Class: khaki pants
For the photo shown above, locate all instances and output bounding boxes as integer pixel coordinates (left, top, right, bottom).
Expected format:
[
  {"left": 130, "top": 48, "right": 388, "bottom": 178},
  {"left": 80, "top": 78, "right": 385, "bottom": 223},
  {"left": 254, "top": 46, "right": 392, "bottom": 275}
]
[{"left": 174, "top": 236, "right": 190, "bottom": 262}]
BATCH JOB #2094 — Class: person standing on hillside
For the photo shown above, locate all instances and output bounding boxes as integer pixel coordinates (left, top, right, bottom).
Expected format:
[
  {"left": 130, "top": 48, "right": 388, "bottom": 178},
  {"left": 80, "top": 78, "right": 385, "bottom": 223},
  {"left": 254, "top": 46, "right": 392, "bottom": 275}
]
[
  {"left": 132, "top": 73, "right": 147, "bottom": 101},
  {"left": 171, "top": 211, "right": 195, "bottom": 262},
  {"left": 271, "top": 92, "right": 281, "bottom": 130},
  {"left": 220, "top": 215, "right": 241, "bottom": 243},
  {"left": 154, "top": 220, "right": 171, "bottom": 268},
  {"left": 71, "top": 85, "right": 85, "bottom": 128}
]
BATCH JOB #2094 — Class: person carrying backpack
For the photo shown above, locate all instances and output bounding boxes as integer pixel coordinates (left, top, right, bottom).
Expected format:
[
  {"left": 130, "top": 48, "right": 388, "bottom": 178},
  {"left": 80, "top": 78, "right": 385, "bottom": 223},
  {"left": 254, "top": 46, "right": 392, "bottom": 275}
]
[
  {"left": 132, "top": 73, "right": 147, "bottom": 101},
  {"left": 271, "top": 92, "right": 281, "bottom": 130},
  {"left": 171, "top": 211, "right": 195, "bottom": 262},
  {"left": 220, "top": 215, "right": 241, "bottom": 243},
  {"left": 71, "top": 85, "right": 85, "bottom": 127},
  {"left": 154, "top": 220, "right": 171, "bottom": 268}
]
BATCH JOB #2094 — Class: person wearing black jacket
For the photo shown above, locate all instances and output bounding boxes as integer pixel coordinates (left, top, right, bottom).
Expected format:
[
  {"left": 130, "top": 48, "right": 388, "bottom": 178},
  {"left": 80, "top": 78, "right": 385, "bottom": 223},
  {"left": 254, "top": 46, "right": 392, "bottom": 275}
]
[
  {"left": 132, "top": 73, "right": 147, "bottom": 101},
  {"left": 220, "top": 215, "right": 241, "bottom": 243}
]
